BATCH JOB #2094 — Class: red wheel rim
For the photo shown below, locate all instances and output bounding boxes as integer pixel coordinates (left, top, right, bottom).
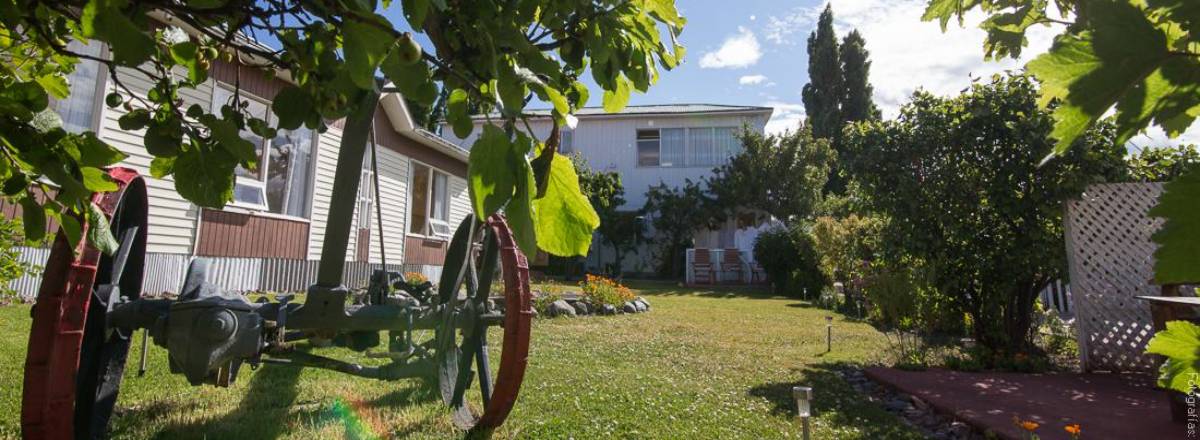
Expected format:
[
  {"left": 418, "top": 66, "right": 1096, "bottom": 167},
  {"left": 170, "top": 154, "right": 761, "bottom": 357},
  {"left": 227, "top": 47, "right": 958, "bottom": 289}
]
[
  {"left": 474, "top": 214, "right": 533, "bottom": 430},
  {"left": 21, "top": 167, "right": 145, "bottom": 439}
]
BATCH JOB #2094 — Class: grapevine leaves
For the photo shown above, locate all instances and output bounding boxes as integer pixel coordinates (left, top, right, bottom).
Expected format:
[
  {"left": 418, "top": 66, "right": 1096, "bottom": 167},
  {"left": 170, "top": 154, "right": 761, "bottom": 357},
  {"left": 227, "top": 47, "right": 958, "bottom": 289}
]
[
  {"left": 531, "top": 152, "right": 599, "bottom": 257},
  {"left": 1148, "top": 166, "right": 1200, "bottom": 284},
  {"left": 468, "top": 126, "right": 596, "bottom": 258},
  {"left": 1025, "top": 0, "right": 1189, "bottom": 157},
  {"left": 1146, "top": 320, "right": 1200, "bottom": 394}
]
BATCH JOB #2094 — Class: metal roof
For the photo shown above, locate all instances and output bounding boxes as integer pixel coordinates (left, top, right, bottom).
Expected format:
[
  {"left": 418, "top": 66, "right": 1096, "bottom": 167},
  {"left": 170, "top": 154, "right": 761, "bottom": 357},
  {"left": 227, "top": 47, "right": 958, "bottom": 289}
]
[{"left": 471, "top": 103, "right": 774, "bottom": 120}]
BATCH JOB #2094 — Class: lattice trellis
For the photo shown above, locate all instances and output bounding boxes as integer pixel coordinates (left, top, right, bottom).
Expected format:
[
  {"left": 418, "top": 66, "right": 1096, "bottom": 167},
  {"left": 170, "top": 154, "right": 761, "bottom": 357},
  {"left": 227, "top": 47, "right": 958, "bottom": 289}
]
[{"left": 1065, "top": 182, "right": 1164, "bottom": 372}]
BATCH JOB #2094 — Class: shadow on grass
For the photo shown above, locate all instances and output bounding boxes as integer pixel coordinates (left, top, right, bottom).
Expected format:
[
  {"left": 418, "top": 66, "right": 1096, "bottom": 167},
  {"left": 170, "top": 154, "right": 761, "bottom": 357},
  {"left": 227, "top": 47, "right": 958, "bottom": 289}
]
[
  {"left": 152, "top": 361, "right": 305, "bottom": 439},
  {"left": 748, "top": 362, "right": 925, "bottom": 439}
]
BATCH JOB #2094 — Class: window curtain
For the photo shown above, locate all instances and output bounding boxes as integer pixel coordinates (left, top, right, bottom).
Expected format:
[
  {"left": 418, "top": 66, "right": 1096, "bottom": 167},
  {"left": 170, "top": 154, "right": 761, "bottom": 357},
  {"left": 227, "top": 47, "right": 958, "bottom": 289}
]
[
  {"left": 689, "top": 127, "right": 715, "bottom": 166},
  {"left": 714, "top": 127, "right": 740, "bottom": 164},
  {"left": 660, "top": 128, "right": 686, "bottom": 167},
  {"left": 56, "top": 40, "right": 103, "bottom": 134}
]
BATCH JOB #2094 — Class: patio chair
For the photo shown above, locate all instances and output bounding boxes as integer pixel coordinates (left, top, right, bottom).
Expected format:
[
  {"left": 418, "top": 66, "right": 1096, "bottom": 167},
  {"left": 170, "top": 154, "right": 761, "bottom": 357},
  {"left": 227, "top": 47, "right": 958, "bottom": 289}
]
[
  {"left": 692, "top": 248, "right": 716, "bottom": 284},
  {"left": 750, "top": 261, "right": 767, "bottom": 284},
  {"left": 721, "top": 248, "right": 745, "bottom": 283}
]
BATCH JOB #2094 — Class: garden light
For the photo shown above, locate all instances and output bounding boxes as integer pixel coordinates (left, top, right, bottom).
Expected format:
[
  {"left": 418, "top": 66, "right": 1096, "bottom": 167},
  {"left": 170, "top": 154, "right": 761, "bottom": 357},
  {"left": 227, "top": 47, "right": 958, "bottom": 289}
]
[
  {"left": 794, "top": 386, "right": 813, "bottom": 440},
  {"left": 826, "top": 316, "right": 833, "bottom": 353}
]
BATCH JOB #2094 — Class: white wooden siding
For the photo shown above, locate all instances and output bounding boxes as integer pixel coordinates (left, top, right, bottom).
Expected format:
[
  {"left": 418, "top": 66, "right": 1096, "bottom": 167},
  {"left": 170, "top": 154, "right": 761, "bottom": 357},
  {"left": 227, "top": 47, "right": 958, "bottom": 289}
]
[
  {"left": 448, "top": 176, "right": 470, "bottom": 228},
  {"left": 442, "top": 113, "right": 769, "bottom": 208},
  {"left": 366, "top": 147, "right": 409, "bottom": 264},
  {"left": 99, "top": 67, "right": 211, "bottom": 254},
  {"left": 307, "top": 126, "right": 345, "bottom": 260}
]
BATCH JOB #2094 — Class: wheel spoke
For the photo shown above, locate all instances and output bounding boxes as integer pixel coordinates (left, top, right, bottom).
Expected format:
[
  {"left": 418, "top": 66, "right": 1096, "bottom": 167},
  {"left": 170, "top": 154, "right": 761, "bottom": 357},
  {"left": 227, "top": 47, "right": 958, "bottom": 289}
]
[
  {"left": 476, "top": 330, "right": 492, "bottom": 407},
  {"left": 451, "top": 330, "right": 478, "bottom": 406}
]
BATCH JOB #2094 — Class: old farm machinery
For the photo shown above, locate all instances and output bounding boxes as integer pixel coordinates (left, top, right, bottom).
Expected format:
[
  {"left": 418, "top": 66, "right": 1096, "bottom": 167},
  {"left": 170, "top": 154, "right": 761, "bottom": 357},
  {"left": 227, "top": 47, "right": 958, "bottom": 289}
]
[{"left": 19, "top": 92, "right": 532, "bottom": 439}]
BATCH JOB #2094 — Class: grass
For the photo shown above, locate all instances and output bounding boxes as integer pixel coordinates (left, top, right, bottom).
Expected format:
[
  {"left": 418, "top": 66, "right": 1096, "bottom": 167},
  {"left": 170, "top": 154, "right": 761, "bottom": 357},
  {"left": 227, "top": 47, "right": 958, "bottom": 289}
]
[{"left": 0, "top": 282, "right": 921, "bottom": 439}]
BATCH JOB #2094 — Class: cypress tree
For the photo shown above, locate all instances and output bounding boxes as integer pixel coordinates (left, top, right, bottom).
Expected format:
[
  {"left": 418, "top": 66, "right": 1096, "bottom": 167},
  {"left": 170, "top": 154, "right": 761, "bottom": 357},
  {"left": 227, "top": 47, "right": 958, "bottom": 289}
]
[
  {"left": 840, "top": 30, "right": 879, "bottom": 123},
  {"left": 801, "top": 4, "right": 842, "bottom": 140}
]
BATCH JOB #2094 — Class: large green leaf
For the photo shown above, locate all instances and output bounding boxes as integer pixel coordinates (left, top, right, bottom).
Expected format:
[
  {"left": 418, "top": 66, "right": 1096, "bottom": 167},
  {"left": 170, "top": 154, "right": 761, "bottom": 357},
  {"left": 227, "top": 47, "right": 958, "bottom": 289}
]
[
  {"left": 1146, "top": 320, "right": 1200, "bottom": 393},
  {"left": 1026, "top": 0, "right": 1169, "bottom": 155},
  {"left": 81, "top": 0, "right": 154, "bottom": 67},
  {"left": 380, "top": 54, "right": 437, "bottom": 106},
  {"left": 80, "top": 167, "right": 118, "bottom": 192},
  {"left": 446, "top": 88, "right": 474, "bottom": 139},
  {"left": 77, "top": 132, "right": 127, "bottom": 167},
  {"left": 468, "top": 125, "right": 516, "bottom": 218},
  {"left": 602, "top": 74, "right": 631, "bottom": 113},
  {"left": 168, "top": 41, "right": 208, "bottom": 84},
  {"left": 1149, "top": 166, "right": 1200, "bottom": 284},
  {"left": 19, "top": 195, "right": 45, "bottom": 242},
  {"left": 272, "top": 86, "right": 315, "bottom": 130},
  {"left": 343, "top": 14, "right": 396, "bottom": 89},
  {"left": 532, "top": 153, "right": 599, "bottom": 257},
  {"left": 506, "top": 152, "right": 538, "bottom": 258},
  {"left": 173, "top": 145, "right": 236, "bottom": 208}
]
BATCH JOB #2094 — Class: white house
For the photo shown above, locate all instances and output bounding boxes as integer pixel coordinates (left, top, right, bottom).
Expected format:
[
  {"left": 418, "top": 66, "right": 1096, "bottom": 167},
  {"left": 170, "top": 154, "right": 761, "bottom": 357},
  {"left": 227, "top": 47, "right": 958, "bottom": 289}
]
[
  {"left": 5, "top": 38, "right": 472, "bottom": 297},
  {"left": 440, "top": 104, "right": 773, "bottom": 275}
]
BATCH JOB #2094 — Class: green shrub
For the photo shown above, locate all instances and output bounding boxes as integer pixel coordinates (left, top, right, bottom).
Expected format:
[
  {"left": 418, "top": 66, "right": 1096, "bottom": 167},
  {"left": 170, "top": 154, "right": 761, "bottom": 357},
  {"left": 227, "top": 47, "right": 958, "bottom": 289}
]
[
  {"left": 753, "top": 225, "right": 826, "bottom": 298},
  {"left": 0, "top": 216, "right": 36, "bottom": 304},
  {"left": 861, "top": 263, "right": 965, "bottom": 336}
]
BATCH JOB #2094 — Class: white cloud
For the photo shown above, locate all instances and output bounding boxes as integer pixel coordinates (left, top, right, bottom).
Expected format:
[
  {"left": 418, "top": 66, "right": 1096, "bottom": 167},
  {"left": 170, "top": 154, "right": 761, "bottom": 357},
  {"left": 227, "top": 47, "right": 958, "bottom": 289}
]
[
  {"left": 699, "top": 27, "right": 762, "bottom": 69},
  {"left": 739, "top": 74, "right": 769, "bottom": 85},
  {"left": 758, "top": 0, "right": 1200, "bottom": 144},
  {"left": 764, "top": 101, "right": 806, "bottom": 135}
]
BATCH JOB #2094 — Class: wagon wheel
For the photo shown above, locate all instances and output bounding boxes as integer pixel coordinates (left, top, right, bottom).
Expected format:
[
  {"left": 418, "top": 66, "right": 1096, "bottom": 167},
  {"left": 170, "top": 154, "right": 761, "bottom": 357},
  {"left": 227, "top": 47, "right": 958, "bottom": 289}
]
[
  {"left": 21, "top": 168, "right": 148, "bottom": 440},
  {"left": 434, "top": 214, "right": 532, "bottom": 434}
]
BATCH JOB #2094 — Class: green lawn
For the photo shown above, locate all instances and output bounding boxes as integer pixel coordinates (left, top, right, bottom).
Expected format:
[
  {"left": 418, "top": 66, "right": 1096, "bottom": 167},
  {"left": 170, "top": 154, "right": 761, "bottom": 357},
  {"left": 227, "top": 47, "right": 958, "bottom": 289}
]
[{"left": 0, "top": 282, "right": 921, "bottom": 439}]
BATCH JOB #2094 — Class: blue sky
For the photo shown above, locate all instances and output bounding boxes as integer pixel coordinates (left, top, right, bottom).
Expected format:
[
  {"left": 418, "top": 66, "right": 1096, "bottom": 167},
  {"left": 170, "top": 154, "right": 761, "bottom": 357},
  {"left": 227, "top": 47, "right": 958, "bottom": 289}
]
[{"left": 359, "top": 0, "right": 1196, "bottom": 146}]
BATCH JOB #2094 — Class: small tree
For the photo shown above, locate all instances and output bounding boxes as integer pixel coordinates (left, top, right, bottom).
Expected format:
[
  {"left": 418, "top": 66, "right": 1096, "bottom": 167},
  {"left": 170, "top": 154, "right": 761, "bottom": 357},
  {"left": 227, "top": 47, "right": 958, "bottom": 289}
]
[
  {"left": 642, "top": 181, "right": 718, "bottom": 278},
  {"left": 573, "top": 155, "right": 641, "bottom": 277},
  {"left": 706, "top": 124, "right": 835, "bottom": 223},
  {"left": 845, "top": 75, "right": 1127, "bottom": 356}
]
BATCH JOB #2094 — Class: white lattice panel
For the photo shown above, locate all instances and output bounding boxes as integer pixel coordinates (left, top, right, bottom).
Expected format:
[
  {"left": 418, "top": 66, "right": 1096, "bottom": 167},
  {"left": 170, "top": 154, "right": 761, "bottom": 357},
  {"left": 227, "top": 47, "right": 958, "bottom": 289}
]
[{"left": 1065, "top": 183, "right": 1164, "bottom": 372}]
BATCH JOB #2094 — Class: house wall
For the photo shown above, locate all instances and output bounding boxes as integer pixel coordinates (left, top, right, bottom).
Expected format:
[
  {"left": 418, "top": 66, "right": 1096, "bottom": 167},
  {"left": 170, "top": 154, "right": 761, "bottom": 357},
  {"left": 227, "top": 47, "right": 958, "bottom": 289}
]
[
  {"left": 442, "top": 112, "right": 769, "bottom": 208},
  {"left": 99, "top": 65, "right": 211, "bottom": 254}
]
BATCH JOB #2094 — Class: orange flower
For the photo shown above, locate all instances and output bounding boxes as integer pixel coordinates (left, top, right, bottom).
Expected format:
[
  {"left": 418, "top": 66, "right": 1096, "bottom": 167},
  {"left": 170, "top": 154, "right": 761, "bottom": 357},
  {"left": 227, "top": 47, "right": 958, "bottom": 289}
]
[
  {"left": 1012, "top": 417, "right": 1039, "bottom": 432},
  {"left": 1064, "top": 424, "right": 1081, "bottom": 436}
]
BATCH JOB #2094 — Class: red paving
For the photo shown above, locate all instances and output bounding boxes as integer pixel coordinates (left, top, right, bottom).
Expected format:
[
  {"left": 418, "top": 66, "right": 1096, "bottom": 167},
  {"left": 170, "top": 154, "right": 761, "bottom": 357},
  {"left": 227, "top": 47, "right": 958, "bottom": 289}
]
[{"left": 864, "top": 367, "right": 1182, "bottom": 440}]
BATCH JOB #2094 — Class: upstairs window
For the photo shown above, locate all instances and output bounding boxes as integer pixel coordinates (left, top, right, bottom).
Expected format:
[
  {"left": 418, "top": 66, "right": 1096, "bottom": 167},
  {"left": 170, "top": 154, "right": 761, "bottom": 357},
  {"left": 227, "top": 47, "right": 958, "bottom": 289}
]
[
  {"left": 409, "top": 162, "right": 451, "bottom": 238},
  {"left": 635, "top": 127, "right": 741, "bottom": 167},
  {"left": 636, "top": 130, "right": 660, "bottom": 166},
  {"left": 213, "top": 85, "right": 315, "bottom": 218}
]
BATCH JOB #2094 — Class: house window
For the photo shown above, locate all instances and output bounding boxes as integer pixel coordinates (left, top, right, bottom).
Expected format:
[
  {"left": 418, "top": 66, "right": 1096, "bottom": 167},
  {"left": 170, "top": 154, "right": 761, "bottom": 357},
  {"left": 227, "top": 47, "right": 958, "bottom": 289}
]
[
  {"left": 54, "top": 40, "right": 105, "bottom": 134},
  {"left": 637, "top": 130, "right": 660, "bottom": 166},
  {"left": 560, "top": 129, "right": 574, "bottom": 154},
  {"left": 357, "top": 153, "right": 375, "bottom": 229},
  {"left": 409, "top": 162, "right": 451, "bottom": 238},
  {"left": 636, "top": 127, "right": 741, "bottom": 167},
  {"left": 213, "top": 84, "right": 315, "bottom": 217}
]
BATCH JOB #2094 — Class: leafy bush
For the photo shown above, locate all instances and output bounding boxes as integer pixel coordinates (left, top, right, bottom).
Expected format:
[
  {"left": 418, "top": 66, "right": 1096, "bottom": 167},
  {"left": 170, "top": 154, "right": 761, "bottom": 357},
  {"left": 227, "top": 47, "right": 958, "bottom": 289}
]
[
  {"left": 861, "top": 263, "right": 965, "bottom": 336},
  {"left": 0, "top": 216, "right": 36, "bottom": 304},
  {"left": 809, "top": 214, "right": 881, "bottom": 285},
  {"left": 579, "top": 274, "right": 634, "bottom": 307},
  {"left": 753, "top": 225, "right": 825, "bottom": 298}
]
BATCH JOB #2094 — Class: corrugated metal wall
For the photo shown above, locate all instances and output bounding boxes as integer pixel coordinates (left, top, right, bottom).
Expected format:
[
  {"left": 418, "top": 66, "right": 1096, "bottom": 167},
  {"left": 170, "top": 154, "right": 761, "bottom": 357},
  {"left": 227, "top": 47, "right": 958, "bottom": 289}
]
[{"left": 7, "top": 247, "right": 442, "bottom": 299}]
